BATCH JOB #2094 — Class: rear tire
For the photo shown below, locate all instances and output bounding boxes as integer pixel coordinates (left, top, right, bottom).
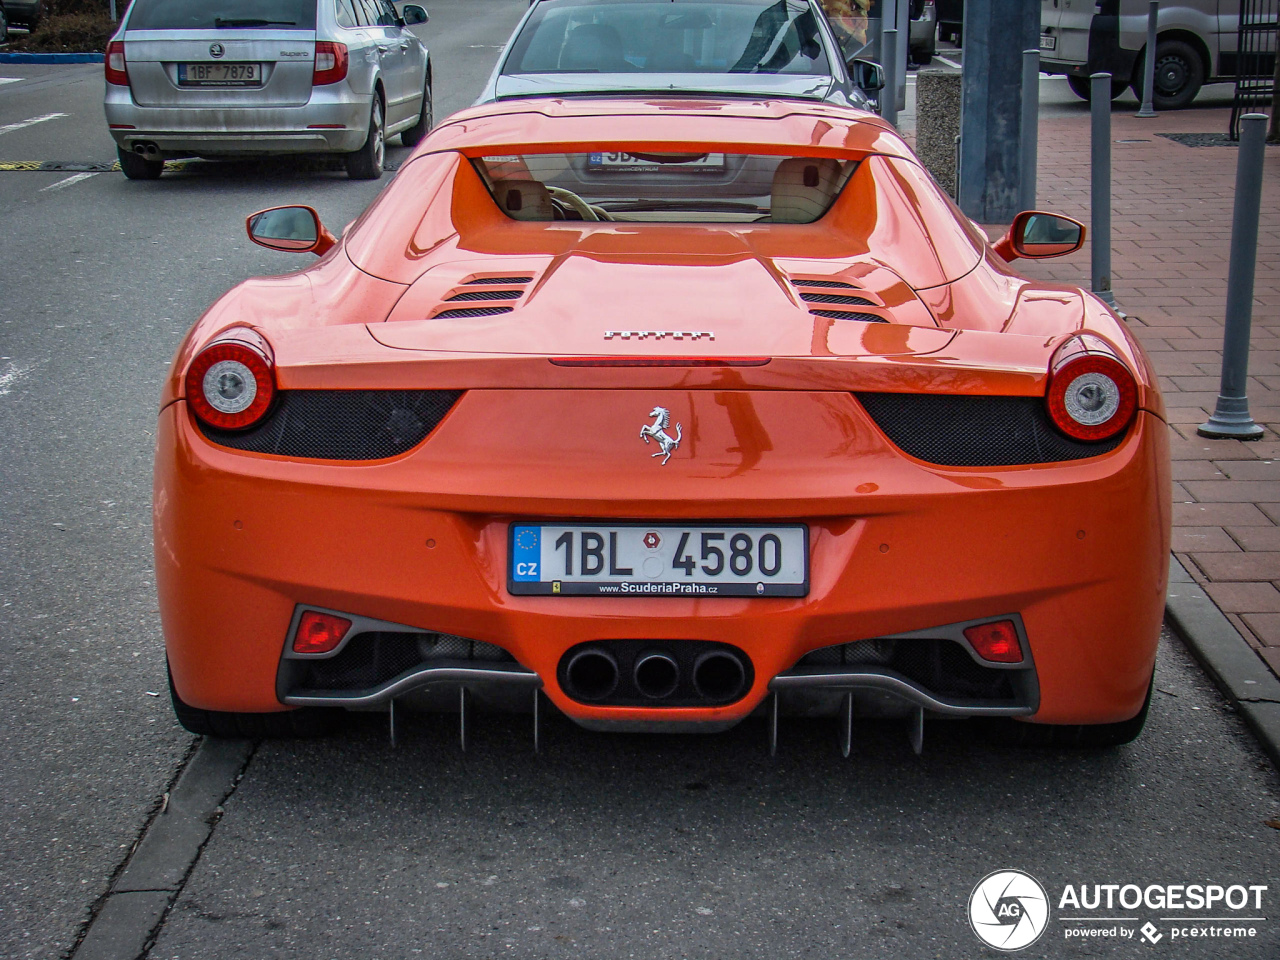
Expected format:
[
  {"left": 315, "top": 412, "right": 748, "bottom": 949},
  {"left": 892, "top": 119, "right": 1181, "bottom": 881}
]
[
  {"left": 345, "top": 97, "right": 385, "bottom": 180},
  {"left": 1133, "top": 39, "right": 1205, "bottom": 110},
  {"left": 1067, "top": 75, "right": 1128, "bottom": 102},
  {"left": 168, "top": 667, "right": 341, "bottom": 739},
  {"left": 117, "top": 146, "right": 164, "bottom": 181},
  {"left": 979, "top": 674, "right": 1153, "bottom": 748},
  {"left": 399, "top": 76, "right": 433, "bottom": 147}
]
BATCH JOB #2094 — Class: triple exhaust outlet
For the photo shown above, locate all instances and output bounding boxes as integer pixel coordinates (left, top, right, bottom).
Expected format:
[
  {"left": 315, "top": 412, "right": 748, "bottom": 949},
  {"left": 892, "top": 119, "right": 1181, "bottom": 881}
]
[{"left": 561, "top": 643, "right": 750, "bottom": 706}]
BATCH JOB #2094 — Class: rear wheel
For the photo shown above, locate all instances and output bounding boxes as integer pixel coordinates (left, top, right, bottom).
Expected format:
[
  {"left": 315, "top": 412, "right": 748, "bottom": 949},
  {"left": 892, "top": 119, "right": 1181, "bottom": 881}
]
[
  {"left": 168, "top": 667, "right": 341, "bottom": 739},
  {"left": 979, "top": 674, "right": 1153, "bottom": 748},
  {"left": 399, "top": 76, "right": 433, "bottom": 147},
  {"left": 117, "top": 145, "right": 164, "bottom": 181},
  {"left": 1067, "top": 75, "right": 1129, "bottom": 102},
  {"left": 345, "top": 97, "right": 385, "bottom": 180},
  {"left": 1133, "top": 39, "right": 1205, "bottom": 110}
]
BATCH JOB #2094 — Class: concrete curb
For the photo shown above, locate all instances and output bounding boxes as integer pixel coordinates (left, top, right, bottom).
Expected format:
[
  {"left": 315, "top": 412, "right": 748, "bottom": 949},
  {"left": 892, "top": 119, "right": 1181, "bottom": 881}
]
[
  {"left": 1166, "top": 556, "right": 1280, "bottom": 770},
  {"left": 72, "top": 738, "right": 254, "bottom": 960},
  {"left": 0, "top": 53, "right": 104, "bottom": 63}
]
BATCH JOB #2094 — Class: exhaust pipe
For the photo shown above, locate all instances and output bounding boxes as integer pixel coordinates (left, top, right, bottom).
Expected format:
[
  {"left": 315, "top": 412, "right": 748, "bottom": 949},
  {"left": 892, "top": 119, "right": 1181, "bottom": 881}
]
[
  {"left": 564, "top": 647, "right": 619, "bottom": 701},
  {"left": 133, "top": 142, "right": 161, "bottom": 159},
  {"left": 692, "top": 651, "right": 748, "bottom": 703},
  {"left": 633, "top": 652, "right": 680, "bottom": 699}
]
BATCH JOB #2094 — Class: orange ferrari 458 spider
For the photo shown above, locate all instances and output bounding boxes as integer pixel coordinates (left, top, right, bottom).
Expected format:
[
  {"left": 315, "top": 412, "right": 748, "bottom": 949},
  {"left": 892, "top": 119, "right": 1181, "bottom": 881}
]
[{"left": 155, "top": 97, "right": 1170, "bottom": 751}]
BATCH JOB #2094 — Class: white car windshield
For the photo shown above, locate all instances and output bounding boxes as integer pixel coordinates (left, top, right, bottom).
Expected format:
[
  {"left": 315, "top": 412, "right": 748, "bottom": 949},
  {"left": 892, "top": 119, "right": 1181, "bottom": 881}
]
[{"left": 502, "top": 0, "right": 831, "bottom": 76}]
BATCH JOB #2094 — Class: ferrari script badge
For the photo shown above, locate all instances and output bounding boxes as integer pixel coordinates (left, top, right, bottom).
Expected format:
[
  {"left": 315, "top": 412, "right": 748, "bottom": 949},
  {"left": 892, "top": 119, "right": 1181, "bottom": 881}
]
[{"left": 640, "top": 406, "right": 682, "bottom": 465}]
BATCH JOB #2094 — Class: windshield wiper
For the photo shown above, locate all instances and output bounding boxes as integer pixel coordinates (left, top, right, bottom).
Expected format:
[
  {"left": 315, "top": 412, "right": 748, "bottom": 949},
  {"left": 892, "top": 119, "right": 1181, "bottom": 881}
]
[{"left": 214, "top": 18, "right": 297, "bottom": 27}]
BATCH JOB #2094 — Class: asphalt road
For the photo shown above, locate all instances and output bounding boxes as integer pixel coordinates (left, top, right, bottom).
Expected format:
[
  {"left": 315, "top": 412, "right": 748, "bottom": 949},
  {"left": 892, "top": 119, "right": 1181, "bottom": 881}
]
[{"left": 0, "top": 8, "right": 1277, "bottom": 959}]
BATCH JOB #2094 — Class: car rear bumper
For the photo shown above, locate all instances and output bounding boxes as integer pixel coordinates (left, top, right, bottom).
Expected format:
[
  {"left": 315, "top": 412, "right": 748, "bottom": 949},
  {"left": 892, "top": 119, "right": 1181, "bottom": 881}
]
[
  {"left": 156, "top": 398, "right": 1169, "bottom": 730},
  {"left": 104, "top": 87, "right": 369, "bottom": 155}
]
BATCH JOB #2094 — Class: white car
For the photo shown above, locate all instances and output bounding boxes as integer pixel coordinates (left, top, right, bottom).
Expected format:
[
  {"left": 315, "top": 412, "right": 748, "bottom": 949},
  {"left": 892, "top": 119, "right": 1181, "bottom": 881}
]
[{"left": 104, "top": 0, "right": 431, "bottom": 180}]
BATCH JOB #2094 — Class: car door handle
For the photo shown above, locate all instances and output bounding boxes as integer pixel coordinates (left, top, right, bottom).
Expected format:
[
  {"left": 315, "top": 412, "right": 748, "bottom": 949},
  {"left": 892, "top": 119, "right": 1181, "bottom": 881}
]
[{"left": 399, "top": 40, "right": 410, "bottom": 50}]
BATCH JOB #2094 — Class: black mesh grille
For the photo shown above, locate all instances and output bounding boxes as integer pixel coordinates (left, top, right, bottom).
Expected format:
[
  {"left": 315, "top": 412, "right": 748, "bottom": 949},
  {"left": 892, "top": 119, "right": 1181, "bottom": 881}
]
[
  {"left": 797, "top": 638, "right": 1019, "bottom": 701},
  {"left": 446, "top": 289, "right": 523, "bottom": 302},
  {"left": 810, "top": 309, "right": 886, "bottom": 323},
  {"left": 793, "top": 279, "right": 858, "bottom": 289},
  {"left": 197, "top": 390, "right": 462, "bottom": 461},
  {"left": 465, "top": 276, "right": 533, "bottom": 285},
  {"left": 856, "top": 393, "right": 1125, "bottom": 466},
  {"left": 799, "top": 292, "right": 876, "bottom": 306},
  {"left": 434, "top": 306, "right": 514, "bottom": 319},
  {"left": 288, "top": 632, "right": 515, "bottom": 693}
]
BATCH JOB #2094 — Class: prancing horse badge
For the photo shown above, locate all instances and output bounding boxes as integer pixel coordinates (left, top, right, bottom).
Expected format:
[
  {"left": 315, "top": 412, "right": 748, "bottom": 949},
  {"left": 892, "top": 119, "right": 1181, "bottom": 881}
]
[{"left": 639, "top": 406, "right": 682, "bottom": 465}]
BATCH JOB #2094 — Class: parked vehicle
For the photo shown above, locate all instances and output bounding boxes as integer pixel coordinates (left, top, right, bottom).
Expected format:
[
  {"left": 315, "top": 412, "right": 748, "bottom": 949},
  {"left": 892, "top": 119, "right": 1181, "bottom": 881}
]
[
  {"left": 158, "top": 97, "right": 1167, "bottom": 748},
  {"left": 908, "top": 0, "right": 936, "bottom": 66},
  {"left": 480, "top": 0, "right": 883, "bottom": 109},
  {"left": 1040, "top": 0, "right": 1239, "bottom": 109},
  {"left": 936, "top": 0, "right": 962, "bottom": 44},
  {"left": 103, "top": 0, "right": 432, "bottom": 180},
  {"left": 4, "top": 0, "right": 42, "bottom": 32}
]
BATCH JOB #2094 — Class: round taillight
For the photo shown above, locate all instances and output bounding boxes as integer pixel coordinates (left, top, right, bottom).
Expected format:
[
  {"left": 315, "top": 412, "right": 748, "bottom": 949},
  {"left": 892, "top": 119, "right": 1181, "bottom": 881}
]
[
  {"left": 185, "top": 341, "right": 274, "bottom": 430},
  {"left": 1046, "top": 353, "right": 1137, "bottom": 442}
]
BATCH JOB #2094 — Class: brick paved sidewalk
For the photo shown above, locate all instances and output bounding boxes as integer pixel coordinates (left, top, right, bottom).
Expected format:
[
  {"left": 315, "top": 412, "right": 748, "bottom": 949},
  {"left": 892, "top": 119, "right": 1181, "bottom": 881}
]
[{"left": 1011, "top": 102, "right": 1280, "bottom": 682}]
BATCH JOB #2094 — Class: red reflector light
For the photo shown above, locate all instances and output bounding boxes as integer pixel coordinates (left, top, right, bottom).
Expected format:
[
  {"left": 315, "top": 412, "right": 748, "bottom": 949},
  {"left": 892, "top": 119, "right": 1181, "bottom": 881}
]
[
  {"left": 1045, "top": 340, "right": 1138, "bottom": 443},
  {"left": 313, "top": 42, "right": 349, "bottom": 85},
  {"left": 307, "top": 124, "right": 346, "bottom": 129},
  {"left": 963, "top": 620, "right": 1023, "bottom": 664},
  {"left": 549, "top": 357, "right": 770, "bottom": 367},
  {"left": 293, "top": 611, "right": 352, "bottom": 654},
  {"left": 105, "top": 41, "right": 129, "bottom": 86}
]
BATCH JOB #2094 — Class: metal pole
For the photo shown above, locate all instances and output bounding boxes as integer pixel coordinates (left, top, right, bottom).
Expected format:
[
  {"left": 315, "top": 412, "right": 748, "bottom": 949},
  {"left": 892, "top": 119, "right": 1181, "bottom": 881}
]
[
  {"left": 895, "top": 0, "right": 909, "bottom": 113},
  {"left": 882, "top": 27, "right": 899, "bottom": 126},
  {"left": 1136, "top": 1, "right": 1159, "bottom": 118},
  {"left": 110, "top": 0, "right": 117, "bottom": 20},
  {"left": 1090, "top": 72, "right": 1116, "bottom": 308},
  {"left": 1199, "top": 113, "right": 1269, "bottom": 439},
  {"left": 1019, "top": 49, "right": 1039, "bottom": 212}
]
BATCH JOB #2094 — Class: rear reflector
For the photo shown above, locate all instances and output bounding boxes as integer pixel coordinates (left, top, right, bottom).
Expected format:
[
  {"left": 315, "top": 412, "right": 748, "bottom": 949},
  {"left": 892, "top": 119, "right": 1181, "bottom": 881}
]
[
  {"left": 293, "top": 611, "right": 352, "bottom": 654},
  {"left": 307, "top": 124, "right": 345, "bottom": 129},
  {"left": 549, "top": 357, "right": 770, "bottom": 367},
  {"left": 963, "top": 620, "right": 1023, "bottom": 664}
]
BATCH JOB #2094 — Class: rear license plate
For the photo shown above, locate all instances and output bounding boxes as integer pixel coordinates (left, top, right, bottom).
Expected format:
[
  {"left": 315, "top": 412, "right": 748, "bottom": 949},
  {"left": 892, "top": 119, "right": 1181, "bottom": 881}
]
[
  {"left": 587, "top": 152, "right": 726, "bottom": 172},
  {"left": 1039, "top": 34, "right": 1056, "bottom": 51},
  {"left": 178, "top": 62, "right": 263, "bottom": 86},
  {"left": 508, "top": 523, "right": 809, "bottom": 597}
]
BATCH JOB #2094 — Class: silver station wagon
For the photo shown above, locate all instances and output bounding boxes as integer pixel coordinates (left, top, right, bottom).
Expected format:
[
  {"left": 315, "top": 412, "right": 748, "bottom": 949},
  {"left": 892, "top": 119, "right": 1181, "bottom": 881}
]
[{"left": 104, "top": 0, "right": 431, "bottom": 180}]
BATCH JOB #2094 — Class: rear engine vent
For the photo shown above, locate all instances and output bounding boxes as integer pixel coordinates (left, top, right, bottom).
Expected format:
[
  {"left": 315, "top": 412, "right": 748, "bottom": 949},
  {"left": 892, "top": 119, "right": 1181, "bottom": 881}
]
[
  {"left": 799, "top": 292, "right": 876, "bottom": 306},
  {"left": 446, "top": 289, "right": 523, "bottom": 302},
  {"left": 797, "top": 637, "right": 1023, "bottom": 703},
  {"left": 465, "top": 275, "right": 534, "bottom": 285},
  {"left": 792, "top": 279, "right": 858, "bottom": 289},
  {"left": 289, "top": 632, "right": 515, "bottom": 693},
  {"left": 810, "top": 310, "right": 886, "bottom": 323},
  {"left": 435, "top": 306, "right": 514, "bottom": 319},
  {"left": 196, "top": 389, "right": 463, "bottom": 461},
  {"left": 856, "top": 393, "right": 1125, "bottom": 466}
]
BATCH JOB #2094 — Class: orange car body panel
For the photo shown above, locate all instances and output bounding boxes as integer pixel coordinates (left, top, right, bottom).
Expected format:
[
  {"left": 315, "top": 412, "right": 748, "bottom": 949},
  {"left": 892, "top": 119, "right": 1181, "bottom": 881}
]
[{"left": 156, "top": 98, "right": 1171, "bottom": 728}]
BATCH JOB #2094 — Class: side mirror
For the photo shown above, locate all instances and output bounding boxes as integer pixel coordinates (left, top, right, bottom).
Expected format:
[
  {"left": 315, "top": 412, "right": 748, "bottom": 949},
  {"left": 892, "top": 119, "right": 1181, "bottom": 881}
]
[
  {"left": 994, "top": 211, "right": 1086, "bottom": 262},
  {"left": 850, "top": 58, "right": 885, "bottom": 93},
  {"left": 402, "top": 4, "right": 428, "bottom": 24},
  {"left": 246, "top": 205, "right": 337, "bottom": 256}
]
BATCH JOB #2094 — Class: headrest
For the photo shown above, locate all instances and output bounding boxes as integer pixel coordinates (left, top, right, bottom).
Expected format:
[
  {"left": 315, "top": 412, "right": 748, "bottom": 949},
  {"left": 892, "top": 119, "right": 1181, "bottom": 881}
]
[
  {"left": 560, "top": 23, "right": 630, "bottom": 72},
  {"left": 770, "top": 158, "right": 844, "bottom": 224},
  {"left": 496, "top": 179, "right": 555, "bottom": 221}
]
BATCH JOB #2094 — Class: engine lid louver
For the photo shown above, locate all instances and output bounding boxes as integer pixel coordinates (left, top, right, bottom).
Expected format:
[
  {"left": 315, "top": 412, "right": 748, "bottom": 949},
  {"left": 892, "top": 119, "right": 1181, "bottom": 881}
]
[
  {"left": 430, "top": 276, "right": 532, "bottom": 320},
  {"left": 787, "top": 276, "right": 887, "bottom": 323}
]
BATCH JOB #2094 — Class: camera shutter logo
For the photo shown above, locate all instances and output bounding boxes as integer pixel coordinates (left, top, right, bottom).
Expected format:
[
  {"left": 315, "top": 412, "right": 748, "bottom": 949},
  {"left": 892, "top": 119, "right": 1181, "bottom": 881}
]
[{"left": 968, "top": 870, "right": 1050, "bottom": 951}]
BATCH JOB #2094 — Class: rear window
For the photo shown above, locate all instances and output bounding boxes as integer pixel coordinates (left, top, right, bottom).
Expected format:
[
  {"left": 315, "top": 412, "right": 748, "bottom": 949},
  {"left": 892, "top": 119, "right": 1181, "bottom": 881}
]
[
  {"left": 126, "top": 0, "right": 318, "bottom": 30},
  {"left": 503, "top": 0, "right": 830, "bottom": 76},
  {"left": 474, "top": 151, "right": 856, "bottom": 223}
]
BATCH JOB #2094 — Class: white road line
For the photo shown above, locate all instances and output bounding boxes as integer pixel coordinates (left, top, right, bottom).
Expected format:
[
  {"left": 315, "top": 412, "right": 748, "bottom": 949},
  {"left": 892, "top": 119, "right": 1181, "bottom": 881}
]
[
  {"left": 0, "top": 78, "right": 22, "bottom": 85},
  {"left": 0, "top": 112, "right": 67, "bottom": 136},
  {"left": 937, "top": 55, "right": 961, "bottom": 69},
  {"left": 40, "top": 172, "right": 99, "bottom": 192}
]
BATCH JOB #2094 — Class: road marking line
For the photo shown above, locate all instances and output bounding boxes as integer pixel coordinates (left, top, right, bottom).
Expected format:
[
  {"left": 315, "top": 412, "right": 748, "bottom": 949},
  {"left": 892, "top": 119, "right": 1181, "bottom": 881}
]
[
  {"left": 0, "top": 78, "right": 22, "bottom": 85},
  {"left": 40, "top": 171, "right": 98, "bottom": 192},
  {"left": 0, "top": 112, "right": 67, "bottom": 136},
  {"left": 937, "top": 55, "right": 961, "bottom": 69}
]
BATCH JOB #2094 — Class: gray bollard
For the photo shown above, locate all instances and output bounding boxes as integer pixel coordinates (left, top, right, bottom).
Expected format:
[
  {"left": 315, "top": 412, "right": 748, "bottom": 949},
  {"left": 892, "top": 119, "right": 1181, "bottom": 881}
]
[
  {"left": 1019, "top": 49, "right": 1039, "bottom": 212},
  {"left": 1136, "top": 1, "right": 1159, "bottom": 118},
  {"left": 1090, "top": 72, "right": 1117, "bottom": 309},
  {"left": 882, "top": 27, "right": 899, "bottom": 127},
  {"left": 1198, "top": 114, "right": 1269, "bottom": 440}
]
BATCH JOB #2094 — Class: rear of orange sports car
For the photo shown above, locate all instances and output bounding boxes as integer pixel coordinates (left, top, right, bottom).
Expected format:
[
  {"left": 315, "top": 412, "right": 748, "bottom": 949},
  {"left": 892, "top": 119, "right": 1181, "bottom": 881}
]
[{"left": 155, "top": 98, "right": 1170, "bottom": 747}]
